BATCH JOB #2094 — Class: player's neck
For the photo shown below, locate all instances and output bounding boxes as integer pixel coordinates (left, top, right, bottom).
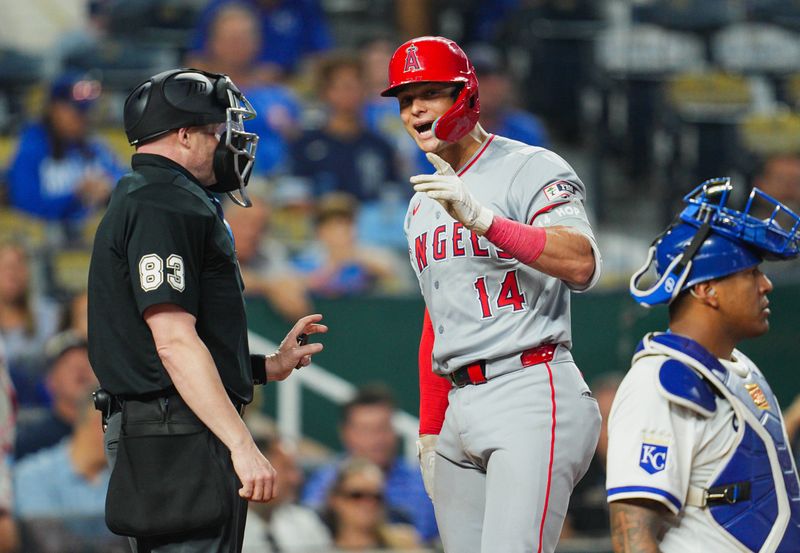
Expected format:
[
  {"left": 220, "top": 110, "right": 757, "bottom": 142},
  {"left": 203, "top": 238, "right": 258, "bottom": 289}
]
[
  {"left": 440, "top": 124, "right": 489, "bottom": 172},
  {"left": 668, "top": 318, "right": 736, "bottom": 360}
]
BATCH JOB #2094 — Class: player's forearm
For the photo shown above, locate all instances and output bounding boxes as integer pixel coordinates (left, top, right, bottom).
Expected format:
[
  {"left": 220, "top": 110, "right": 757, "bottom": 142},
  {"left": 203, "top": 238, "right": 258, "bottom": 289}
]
[
  {"left": 609, "top": 501, "right": 665, "bottom": 553},
  {"left": 534, "top": 226, "right": 595, "bottom": 286},
  {"left": 484, "top": 216, "right": 594, "bottom": 285},
  {"left": 156, "top": 335, "right": 253, "bottom": 452}
]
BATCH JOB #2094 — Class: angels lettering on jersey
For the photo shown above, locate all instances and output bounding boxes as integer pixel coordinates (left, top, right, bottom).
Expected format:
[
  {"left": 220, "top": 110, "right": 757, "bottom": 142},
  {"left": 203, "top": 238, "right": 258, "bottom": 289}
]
[{"left": 410, "top": 219, "right": 516, "bottom": 273}]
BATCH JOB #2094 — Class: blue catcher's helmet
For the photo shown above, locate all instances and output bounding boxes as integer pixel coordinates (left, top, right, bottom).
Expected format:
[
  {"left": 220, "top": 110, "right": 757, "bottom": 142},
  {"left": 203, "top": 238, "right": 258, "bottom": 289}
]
[{"left": 630, "top": 177, "right": 800, "bottom": 307}]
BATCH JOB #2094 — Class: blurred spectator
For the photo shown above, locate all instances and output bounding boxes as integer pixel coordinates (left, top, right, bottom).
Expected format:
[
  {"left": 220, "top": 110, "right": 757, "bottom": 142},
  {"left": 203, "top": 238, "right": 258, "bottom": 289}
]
[
  {"left": 186, "top": 2, "right": 277, "bottom": 87},
  {"left": 15, "top": 331, "right": 96, "bottom": 461},
  {"left": 752, "top": 153, "right": 800, "bottom": 213},
  {"left": 6, "top": 73, "right": 124, "bottom": 236},
  {"left": 187, "top": 0, "right": 333, "bottom": 78},
  {"left": 360, "top": 35, "right": 420, "bottom": 178},
  {"left": 395, "top": 0, "right": 433, "bottom": 39},
  {"left": 320, "top": 457, "right": 422, "bottom": 551},
  {"left": 290, "top": 52, "right": 403, "bottom": 203},
  {"left": 242, "top": 420, "right": 332, "bottom": 552},
  {"left": 225, "top": 193, "right": 312, "bottom": 321},
  {"left": 562, "top": 372, "right": 623, "bottom": 538},
  {"left": 188, "top": 3, "right": 302, "bottom": 176},
  {"left": 60, "top": 290, "right": 88, "bottom": 339},
  {"left": 0, "top": 341, "right": 19, "bottom": 553},
  {"left": 468, "top": 43, "right": 549, "bottom": 148},
  {"left": 267, "top": 176, "right": 317, "bottom": 249},
  {"left": 13, "top": 396, "right": 109, "bottom": 518},
  {"left": 0, "top": 242, "right": 61, "bottom": 382},
  {"left": 436, "top": 0, "right": 521, "bottom": 44},
  {"left": 51, "top": 0, "right": 110, "bottom": 77},
  {"left": 302, "top": 385, "right": 438, "bottom": 542},
  {"left": 358, "top": 36, "right": 426, "bottom": 249},
  {"left": 291, "top": 193, "right": 409, "bottom": 298}
]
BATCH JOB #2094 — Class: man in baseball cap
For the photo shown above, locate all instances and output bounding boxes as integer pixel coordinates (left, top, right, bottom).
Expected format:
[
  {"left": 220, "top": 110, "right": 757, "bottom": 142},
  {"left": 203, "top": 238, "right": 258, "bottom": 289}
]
[{"left": 15, "top": 331, "right": 97, "bottom": 460}]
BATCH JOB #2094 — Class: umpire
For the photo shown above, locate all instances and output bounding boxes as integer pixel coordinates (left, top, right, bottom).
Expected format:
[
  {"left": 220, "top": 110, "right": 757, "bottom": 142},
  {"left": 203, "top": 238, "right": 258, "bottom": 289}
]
[{"left": 87, "top": 68, "right": 326, "bottom": 552}]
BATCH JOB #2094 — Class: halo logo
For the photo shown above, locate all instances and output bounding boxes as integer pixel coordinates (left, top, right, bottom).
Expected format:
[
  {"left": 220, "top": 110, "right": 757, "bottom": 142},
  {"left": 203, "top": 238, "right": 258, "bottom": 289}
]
[{"left": 404, "top": 44, "right": 422, "bottom": 73}]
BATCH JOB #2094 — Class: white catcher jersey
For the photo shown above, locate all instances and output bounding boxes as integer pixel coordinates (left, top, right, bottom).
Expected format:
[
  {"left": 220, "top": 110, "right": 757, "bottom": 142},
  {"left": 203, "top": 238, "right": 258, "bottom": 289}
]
[
  {"left": 606, "top": 350, "right": 763, "bottom": 552},
  {"left": 404, "top": 135, "right": 602, "bottom": 375}
]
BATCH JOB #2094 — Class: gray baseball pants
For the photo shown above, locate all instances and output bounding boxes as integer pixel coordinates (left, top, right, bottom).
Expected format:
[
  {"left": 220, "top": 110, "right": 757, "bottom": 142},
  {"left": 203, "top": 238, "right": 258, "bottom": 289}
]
[{"left": 433, "top": 352, "right": 601, "bottom": 553}]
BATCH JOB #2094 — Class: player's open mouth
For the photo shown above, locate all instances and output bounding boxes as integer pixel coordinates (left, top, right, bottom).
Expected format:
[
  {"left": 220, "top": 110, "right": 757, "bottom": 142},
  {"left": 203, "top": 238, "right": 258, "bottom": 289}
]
[{"left": 414, "top": 122, "right": 433, "bottom": 135}]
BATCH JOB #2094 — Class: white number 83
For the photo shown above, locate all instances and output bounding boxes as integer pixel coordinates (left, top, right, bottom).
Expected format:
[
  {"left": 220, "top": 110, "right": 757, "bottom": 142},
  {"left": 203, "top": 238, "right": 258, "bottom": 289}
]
[{"left": 139, "top": 253, "right": 185, "bottom": 292}]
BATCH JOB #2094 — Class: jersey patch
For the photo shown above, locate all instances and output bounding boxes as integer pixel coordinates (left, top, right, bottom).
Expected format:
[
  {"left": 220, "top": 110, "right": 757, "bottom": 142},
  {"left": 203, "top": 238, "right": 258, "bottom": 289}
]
[
  {"left": 745, "top": 383, "right": 770, "bottom": 410},
  {"left": 639, "top": 443, "right": 668, "bottom": 474},
  {"left": 542, "top": 181, "right": 576, "bottom": 201}
]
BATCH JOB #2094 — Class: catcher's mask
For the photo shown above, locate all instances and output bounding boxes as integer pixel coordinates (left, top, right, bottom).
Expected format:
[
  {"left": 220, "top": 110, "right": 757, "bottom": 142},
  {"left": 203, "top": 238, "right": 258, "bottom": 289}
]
[
  {"left": 381, "top": 36, "right": 479, "bottom": 143},
  {"left": 124, "top": 68, "right": 259, "bottom": 207},
  {"left": 630, "top": 177, "right": 800, "bottom": 307}
]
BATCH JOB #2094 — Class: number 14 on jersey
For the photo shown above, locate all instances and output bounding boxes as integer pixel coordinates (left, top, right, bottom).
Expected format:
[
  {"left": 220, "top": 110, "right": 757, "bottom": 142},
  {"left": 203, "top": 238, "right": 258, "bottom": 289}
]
[{"left": 474, "top": 270, "right": 526, "bottom": 318}]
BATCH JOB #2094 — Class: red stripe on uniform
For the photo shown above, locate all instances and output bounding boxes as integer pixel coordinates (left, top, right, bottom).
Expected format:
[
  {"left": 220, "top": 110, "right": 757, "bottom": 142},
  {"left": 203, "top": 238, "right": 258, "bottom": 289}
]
[
  {"left": 528, "top": 200, "right": 569, "bottom": 226},
  {"left": 537, "top": 361, "right": 557, "bottom": 553},
  {"left": 458, "top": 134, "right": 496, "bottom": 177}
]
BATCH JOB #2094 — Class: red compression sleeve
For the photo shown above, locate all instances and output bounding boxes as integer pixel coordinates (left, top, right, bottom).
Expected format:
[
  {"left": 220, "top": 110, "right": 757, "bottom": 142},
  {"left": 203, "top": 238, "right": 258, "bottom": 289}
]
[
  {"left": 484, "top": 215, "right": 547, "bottom": 265},
  {"left": 418, "top": 308, "right": 450, "bottom": 435}
]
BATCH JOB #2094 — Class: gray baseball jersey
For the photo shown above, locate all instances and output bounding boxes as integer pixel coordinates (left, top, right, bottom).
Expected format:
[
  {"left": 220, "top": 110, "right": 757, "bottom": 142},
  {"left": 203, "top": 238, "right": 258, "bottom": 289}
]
[
  {"left": 407, "top": 134, "right": 602, "bottom": 553},
  {"left": 404, "top": 134, "right": 602, "bottom": 375}
]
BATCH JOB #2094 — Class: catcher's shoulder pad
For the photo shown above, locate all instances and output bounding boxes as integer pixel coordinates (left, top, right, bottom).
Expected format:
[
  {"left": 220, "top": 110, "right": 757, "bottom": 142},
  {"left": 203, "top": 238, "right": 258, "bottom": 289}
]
[{"left": 656, "top": 358, "right": 717, "bottom": 418}]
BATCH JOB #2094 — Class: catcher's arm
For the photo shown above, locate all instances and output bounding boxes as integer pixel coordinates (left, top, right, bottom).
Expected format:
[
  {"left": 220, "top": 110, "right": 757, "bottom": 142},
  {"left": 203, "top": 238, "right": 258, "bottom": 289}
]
[{"left": 609, "top": 499, "right": 668, "bottom": 553}]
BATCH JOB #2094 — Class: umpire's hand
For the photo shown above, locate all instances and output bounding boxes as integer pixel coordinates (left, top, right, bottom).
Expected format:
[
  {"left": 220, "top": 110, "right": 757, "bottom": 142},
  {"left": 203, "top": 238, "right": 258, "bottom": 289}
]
[
  {"left": 231, "top": 441, "right": 277, "bottom": 502},
  {"left": 266, "top": 314, "right": 328, "bottom": 381}
]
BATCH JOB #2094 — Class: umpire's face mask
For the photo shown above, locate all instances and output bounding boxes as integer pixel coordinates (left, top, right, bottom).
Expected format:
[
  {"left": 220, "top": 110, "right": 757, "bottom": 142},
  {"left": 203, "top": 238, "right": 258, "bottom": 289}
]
[{"left": 209, "top": 85, "right": 259, "bottom": 207}]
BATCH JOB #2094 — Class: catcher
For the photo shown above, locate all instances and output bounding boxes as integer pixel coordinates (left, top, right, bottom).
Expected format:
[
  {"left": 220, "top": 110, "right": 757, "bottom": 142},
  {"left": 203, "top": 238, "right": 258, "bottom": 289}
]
[{"left": 608, "top": 178, "right": 800, "bottom": 552}]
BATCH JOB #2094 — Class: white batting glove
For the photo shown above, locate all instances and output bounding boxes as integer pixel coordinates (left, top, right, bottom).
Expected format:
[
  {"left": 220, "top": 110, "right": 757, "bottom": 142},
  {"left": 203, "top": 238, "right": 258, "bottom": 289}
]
[
  {"left": 410, "top": 153, "right": 494, "bottom": 235},
  {"left": 416, "top": 434, "right": 438, "bottom": 501}
]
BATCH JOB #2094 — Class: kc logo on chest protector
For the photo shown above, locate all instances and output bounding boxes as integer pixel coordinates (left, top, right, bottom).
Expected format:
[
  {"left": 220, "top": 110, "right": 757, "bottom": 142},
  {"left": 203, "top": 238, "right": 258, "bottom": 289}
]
[{"left": 639, "top": 443, "right": 668, "bottom": 474}]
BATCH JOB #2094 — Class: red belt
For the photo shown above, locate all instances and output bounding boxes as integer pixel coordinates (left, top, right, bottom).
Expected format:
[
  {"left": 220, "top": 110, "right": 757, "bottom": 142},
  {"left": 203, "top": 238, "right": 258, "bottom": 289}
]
[{"left": 447, "top": 344, "right": 558, "bottom": 387}]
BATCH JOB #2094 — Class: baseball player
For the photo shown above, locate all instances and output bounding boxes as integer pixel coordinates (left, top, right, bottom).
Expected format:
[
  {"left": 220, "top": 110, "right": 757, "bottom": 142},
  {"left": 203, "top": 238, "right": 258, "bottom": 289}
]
[
  {"left": 608, "top": 178, "right": 800, "bottom": 552},
  {"left": 382, "top": 36, "right": 603, "bottom": 553}
]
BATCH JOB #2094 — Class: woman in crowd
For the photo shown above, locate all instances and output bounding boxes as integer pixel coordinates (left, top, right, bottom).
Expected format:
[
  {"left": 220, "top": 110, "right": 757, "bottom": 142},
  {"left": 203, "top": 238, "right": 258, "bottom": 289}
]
[
  {"left": 0, "top": 242, "right": 61, "bottom": 400},
  {"left": 322, "top": 457, "right": 422, "bottom": 551}
]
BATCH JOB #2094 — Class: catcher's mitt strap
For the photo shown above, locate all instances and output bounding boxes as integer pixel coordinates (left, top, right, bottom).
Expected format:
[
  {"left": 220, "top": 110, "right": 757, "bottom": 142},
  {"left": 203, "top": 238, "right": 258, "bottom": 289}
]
[{"left": 657, "top": 358, "right": 717, "bottom": 418}]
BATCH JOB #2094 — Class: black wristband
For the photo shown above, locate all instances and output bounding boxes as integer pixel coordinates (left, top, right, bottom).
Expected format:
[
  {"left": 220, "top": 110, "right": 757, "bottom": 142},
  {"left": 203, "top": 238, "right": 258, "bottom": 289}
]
[{"left": 250, "top": 354, "right": 267, "bottom": 385}]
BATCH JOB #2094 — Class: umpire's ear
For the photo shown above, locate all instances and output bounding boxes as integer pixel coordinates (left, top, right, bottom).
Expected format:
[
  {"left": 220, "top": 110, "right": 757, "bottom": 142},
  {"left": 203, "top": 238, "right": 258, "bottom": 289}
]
[{"left": 176, "top": 127, "right": 191, "bottom": 149}]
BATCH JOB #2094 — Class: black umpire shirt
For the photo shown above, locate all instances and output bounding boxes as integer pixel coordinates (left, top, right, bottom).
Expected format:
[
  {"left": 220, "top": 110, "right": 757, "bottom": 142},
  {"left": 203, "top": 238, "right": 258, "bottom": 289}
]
[{"left": 87, "top": 153, "right": 253, "bottom": 403}]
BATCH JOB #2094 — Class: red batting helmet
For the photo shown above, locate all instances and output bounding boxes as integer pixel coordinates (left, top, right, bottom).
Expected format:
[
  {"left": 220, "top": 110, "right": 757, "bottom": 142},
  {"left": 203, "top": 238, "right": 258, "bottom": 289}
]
[{"left": 381, "top": 36, "right": 479, "bottom": 143}]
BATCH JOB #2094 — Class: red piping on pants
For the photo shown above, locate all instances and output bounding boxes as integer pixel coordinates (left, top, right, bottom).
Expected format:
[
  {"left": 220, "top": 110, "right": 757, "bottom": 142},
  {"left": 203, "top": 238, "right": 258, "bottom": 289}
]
[{"left": 537, "top": 361, "right": 556, "bottom": 553}]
